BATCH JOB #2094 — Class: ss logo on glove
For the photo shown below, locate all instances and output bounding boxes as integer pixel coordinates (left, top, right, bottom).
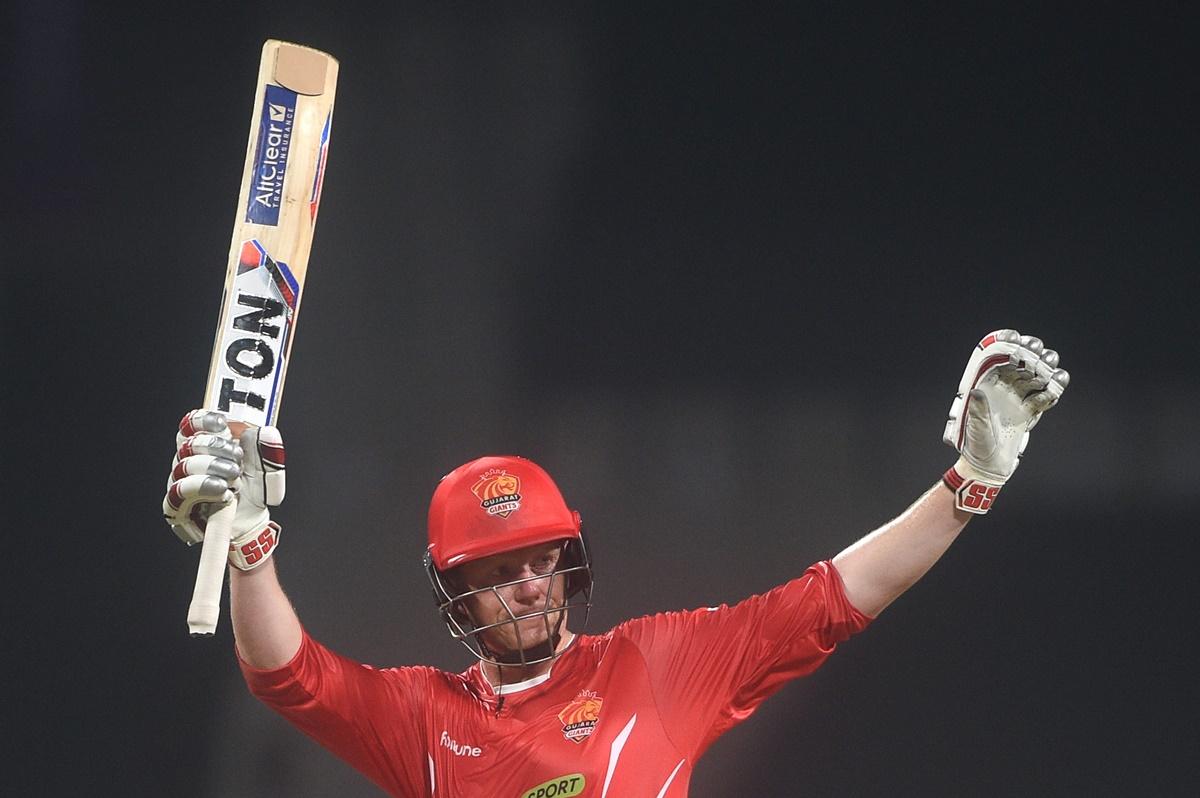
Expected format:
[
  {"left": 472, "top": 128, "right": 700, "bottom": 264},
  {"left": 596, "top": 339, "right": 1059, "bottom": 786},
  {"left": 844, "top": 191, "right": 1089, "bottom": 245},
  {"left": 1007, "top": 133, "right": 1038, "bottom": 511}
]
[
  {"left": 235, "top": 525, "right": 279, "bottom": 567},
  {"left": 957, "top": 482, "right": 1000, "bottom": 512}
]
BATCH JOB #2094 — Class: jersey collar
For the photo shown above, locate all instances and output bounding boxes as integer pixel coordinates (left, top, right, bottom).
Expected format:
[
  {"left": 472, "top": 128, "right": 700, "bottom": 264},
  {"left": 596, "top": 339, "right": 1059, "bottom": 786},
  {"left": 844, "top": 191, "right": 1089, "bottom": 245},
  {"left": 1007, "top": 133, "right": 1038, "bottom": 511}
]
[{"left": 477, "top": 632, "right": 577, "bottom": 696}]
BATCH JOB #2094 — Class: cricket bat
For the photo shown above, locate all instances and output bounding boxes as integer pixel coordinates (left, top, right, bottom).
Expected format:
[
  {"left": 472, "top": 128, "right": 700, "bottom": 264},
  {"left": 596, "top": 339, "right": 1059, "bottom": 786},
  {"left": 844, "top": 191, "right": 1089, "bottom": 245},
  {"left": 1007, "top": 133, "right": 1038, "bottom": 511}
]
[{"left": 187, "top": 40, "right": 338, "bottom": 636}]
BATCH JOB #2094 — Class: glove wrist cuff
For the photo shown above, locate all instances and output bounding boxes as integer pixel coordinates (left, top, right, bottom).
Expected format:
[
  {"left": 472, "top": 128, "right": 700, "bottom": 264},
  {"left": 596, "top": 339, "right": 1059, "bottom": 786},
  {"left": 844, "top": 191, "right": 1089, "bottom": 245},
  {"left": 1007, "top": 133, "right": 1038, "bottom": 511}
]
[
  {"left": 943, "top": 459, "right": 1004, "bottom": 515},
  {"left": 228, "top": 521, "right": 281, "bottom": 571}
]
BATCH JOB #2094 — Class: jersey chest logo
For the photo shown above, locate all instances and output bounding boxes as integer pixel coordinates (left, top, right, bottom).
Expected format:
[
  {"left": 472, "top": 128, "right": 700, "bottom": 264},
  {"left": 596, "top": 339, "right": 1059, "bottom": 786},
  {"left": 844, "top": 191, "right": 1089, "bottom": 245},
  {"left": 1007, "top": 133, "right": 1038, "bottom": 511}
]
[{"left": 558, "top": 690, "right": 603, "bottom": 744}]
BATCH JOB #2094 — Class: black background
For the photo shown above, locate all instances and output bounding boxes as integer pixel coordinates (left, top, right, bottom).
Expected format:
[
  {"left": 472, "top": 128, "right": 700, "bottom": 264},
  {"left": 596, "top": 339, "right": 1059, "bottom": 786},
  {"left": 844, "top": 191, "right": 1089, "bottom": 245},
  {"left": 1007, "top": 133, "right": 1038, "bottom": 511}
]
[{"left": 6, "top": 2, "right": 1197, "bottom": 795}]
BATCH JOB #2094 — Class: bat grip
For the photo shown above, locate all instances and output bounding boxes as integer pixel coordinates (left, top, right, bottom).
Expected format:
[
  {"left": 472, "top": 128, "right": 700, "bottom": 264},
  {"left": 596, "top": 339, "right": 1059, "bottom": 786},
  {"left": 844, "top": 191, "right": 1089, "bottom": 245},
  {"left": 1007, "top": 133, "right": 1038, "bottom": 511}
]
[{"left": 187, "top": 498, "right": 237, "bottom": 636}]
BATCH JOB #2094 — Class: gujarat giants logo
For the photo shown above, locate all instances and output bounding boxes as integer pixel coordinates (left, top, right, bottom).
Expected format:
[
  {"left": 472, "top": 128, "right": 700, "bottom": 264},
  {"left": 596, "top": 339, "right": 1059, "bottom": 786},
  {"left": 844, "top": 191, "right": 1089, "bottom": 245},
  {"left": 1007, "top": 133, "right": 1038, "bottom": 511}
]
[
  {"left": 471, "top": 469, "right": 521, "bottom": 518},
  {"left": 558, "top": 690, "right": 602, "bottom": 744}
]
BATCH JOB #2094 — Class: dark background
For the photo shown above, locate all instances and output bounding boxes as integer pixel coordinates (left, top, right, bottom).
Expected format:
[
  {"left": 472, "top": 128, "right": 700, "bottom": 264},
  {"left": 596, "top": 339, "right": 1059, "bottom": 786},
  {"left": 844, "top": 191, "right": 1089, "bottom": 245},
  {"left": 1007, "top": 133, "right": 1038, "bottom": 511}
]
[{"left": 6, "top": 2, "right": 1197, "bottom": 796}]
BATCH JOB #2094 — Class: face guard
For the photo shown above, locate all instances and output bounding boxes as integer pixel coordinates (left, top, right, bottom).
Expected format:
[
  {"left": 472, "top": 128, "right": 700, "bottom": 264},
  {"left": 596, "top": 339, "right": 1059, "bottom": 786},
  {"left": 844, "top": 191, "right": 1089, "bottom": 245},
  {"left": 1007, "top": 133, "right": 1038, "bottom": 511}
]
[{"left": 424, "top": 536, "right": 593, "bottom": 668}]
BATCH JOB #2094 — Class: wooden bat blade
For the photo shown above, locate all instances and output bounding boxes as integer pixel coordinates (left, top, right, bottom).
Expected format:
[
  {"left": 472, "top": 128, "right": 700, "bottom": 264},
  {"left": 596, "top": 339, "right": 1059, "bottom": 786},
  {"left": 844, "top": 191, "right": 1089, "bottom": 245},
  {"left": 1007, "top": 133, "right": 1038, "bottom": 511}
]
[{"left": 203, "top": 39, "right": 338, "bottom": 431}]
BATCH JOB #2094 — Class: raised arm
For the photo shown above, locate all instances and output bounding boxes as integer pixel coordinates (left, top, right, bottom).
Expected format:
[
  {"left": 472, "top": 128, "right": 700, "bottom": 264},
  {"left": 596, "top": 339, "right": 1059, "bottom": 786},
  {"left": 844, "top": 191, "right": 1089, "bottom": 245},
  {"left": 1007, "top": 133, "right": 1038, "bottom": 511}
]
[
  {"left": 833, "top": 483, "right": 970, "bottom": 616},
  {"left": 833, "top": 329, "right": 1070, "bottom": 617},
  {"left": 229, "top": 557, "right": 303, "bottom": 668},
  {"left": 164, "top": 410, "right": 298, "bottom": 667}
]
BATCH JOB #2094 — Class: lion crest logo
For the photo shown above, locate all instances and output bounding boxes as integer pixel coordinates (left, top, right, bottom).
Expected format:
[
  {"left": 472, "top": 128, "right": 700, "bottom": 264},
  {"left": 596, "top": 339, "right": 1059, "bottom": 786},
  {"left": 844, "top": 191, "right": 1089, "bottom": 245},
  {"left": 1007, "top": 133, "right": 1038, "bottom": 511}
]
[
  {"left": 558, "top": 691, "right": 603, "bottom": 744},
  {"left": 471, "top": 469, "right": 521, "bottom": 518}
]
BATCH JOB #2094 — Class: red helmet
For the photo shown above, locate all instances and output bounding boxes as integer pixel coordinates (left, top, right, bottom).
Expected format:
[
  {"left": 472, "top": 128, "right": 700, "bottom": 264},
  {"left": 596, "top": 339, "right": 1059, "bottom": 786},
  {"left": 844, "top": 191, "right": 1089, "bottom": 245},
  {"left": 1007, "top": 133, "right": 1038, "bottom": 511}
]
[
  {"left": 424, "top": 455, "right": 593, "bottom": 668},
  {"left": 426, "top": 455, "right": 583, "bottom": 570}
]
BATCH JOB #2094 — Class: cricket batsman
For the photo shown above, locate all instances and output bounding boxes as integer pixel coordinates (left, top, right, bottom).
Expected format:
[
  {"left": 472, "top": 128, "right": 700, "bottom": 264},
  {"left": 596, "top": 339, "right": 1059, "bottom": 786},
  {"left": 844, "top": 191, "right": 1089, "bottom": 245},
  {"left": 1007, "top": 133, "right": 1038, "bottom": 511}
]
[{"left": 163, "top": 329, "right": 1069, "bottom": 796}]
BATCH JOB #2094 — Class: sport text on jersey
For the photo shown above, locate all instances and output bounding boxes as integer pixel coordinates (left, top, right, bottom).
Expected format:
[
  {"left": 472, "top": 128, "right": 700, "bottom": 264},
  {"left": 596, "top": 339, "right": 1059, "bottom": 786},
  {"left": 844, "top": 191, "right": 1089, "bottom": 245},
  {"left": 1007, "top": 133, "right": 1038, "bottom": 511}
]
[{"left": 520, "top": 774, "right": 585, "bottom": 798}]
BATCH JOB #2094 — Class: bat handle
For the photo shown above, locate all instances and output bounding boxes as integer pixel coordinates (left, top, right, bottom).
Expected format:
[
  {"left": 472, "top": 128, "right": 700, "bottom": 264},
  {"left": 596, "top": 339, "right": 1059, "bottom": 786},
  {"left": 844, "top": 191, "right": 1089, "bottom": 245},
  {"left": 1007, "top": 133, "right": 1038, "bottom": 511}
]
[{"left": 187, "top": 498, "right": 237, "bottom": 636}]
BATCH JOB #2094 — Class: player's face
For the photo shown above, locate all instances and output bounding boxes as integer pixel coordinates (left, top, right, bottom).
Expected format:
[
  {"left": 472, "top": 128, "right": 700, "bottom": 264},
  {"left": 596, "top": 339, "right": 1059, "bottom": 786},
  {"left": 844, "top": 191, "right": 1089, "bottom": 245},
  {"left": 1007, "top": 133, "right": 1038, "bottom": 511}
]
[{"left": 454, "top": 542, "right": 567, "bottom": 655}]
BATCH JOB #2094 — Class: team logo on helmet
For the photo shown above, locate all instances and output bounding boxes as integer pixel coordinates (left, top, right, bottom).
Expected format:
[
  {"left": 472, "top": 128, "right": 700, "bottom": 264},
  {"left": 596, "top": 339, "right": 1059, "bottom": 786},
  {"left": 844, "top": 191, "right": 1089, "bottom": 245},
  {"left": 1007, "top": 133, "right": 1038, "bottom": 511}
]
[
  {"left": 471, "top": 468, "right": 522, "bottom": 518},
  {"left": 558, "top": 690, "right": 602, "bottom": 744}
]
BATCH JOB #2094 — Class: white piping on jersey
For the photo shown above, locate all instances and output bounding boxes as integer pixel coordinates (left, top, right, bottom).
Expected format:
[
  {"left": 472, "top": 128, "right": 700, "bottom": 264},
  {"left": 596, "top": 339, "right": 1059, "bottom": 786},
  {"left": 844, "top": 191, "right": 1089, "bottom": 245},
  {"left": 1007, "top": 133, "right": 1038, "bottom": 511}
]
[
  {"left": 654, "top": 758, "right": 686, "bottom": 798},
  {"left": 601, "top": 714, "right": 637, "bottom": 798},
  {"left": 492, "top": 670, "right": 553, "bottom": 695},
  {"left": 483, "top": 633, "right": 575, "bottom": 695},
  {"left": 427, "top": 753, "right": 435, "bottom": 795}
]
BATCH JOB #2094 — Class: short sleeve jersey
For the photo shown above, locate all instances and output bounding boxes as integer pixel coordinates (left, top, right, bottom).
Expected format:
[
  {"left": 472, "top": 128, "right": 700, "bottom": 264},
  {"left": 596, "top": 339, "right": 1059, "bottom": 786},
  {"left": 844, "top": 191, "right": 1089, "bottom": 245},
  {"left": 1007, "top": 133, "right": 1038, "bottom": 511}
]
[{"left": 241, "top": 561, "right": 871, "bottom": 797}]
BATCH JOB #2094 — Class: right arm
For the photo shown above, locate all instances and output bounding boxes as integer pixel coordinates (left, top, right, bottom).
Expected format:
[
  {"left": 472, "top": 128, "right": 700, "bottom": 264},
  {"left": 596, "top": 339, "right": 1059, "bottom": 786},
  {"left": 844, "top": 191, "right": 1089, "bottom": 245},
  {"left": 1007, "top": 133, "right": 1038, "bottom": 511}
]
[
  {"left": 164, "top": 410, "right": 295, "bottom": 667},
  {"left": 165, "top": 411, "right": 432, "bottom": 795},
  {"left": 230, "top": 558, "right": 302, "bottom": 669}
]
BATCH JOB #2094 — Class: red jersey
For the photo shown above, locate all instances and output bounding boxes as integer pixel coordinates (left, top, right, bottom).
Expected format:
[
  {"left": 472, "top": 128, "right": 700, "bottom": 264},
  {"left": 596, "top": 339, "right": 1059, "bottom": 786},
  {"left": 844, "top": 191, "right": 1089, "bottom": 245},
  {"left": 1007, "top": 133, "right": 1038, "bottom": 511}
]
[{"left": 241, "top": 561, "right": 870, "bottom": 797}]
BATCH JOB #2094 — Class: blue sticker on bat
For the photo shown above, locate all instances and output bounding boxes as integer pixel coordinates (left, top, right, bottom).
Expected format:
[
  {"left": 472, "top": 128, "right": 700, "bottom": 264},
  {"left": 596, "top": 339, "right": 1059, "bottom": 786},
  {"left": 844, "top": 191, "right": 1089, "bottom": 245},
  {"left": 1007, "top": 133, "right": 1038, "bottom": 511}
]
[{"left": 245, "top": 84, "right": 298, "bottom": 226}]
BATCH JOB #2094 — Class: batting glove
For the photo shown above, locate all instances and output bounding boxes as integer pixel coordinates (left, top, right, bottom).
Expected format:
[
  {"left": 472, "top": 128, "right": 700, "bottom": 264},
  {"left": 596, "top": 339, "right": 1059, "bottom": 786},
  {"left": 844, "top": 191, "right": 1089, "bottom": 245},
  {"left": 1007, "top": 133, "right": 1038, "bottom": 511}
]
[
  {"left": 163, "top": 410, "right": 286, "bottom": 570},
  {"left": 942, "top": 330, "right": 1069, "bottom": 514}
]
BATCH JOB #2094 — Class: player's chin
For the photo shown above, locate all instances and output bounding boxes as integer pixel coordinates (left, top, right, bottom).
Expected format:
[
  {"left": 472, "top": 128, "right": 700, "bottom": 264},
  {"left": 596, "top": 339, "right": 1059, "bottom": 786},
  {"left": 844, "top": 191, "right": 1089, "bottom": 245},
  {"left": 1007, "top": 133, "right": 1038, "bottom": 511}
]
[
  {"left": 492, "top": 616, "right": 551, "bottom": 649},
  {"left": 486, "top": 633, "right": 543, "bottom": 658}
]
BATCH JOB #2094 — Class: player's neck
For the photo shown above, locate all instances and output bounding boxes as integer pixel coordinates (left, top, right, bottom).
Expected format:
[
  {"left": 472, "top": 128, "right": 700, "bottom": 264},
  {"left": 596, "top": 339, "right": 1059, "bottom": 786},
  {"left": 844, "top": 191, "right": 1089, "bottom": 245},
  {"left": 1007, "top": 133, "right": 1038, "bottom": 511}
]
[{"left": 482, "top": 631, "right": 575, "bottom": 690}]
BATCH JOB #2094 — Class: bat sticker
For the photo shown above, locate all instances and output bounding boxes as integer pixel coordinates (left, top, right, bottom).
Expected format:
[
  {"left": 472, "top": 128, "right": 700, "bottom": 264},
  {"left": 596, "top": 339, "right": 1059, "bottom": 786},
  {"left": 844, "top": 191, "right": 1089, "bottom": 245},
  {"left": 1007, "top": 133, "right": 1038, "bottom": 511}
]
[
  {"left": 245, "top": 84, "right": 298, "bottom": 226},
  {"left": 209, "top": 239, "right": 299, "bottom": 425}
]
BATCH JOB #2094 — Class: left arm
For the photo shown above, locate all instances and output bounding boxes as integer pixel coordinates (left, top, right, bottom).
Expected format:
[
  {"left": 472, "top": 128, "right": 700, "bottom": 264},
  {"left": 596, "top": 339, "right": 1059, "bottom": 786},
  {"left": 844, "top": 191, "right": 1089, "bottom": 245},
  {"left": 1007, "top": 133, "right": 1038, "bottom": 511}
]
[
  {"left": 833, "top": 482, "right": 970, "bottom": 617},
  {"left": 833, "top": 328, "right": 1070, "bottom": 618}
]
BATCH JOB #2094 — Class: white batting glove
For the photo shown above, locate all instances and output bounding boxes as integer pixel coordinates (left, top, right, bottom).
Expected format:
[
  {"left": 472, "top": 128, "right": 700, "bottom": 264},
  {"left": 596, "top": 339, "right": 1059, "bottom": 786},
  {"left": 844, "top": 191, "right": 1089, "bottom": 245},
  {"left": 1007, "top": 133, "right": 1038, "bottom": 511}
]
[
  {"left": 163, "top": 410, "right": 286, "bottom": 570},
  {"left": 942, "top": 330, "right": 1070, "bottom": 514}
]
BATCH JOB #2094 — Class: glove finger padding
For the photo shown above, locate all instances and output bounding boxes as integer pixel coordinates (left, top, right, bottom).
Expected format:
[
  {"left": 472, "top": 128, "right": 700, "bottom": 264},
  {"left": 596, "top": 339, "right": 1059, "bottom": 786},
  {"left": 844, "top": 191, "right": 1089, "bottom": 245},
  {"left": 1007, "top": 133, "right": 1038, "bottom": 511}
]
[
  {"left": 1005, "top": 366, "right": 1048, "bottom": 400},
  {"left": 164, "top": 474, "right": 235, "bottom": 545},
  {"left": 174, "top": 433, "right": 242, "bottom": 465},
  {"left": 1024, "top": 368, "right": 1070, "bottom": 421},
  {"left": 177, "top": 409, "right": 230, "bottom": 442},
  {"left": 943, "top": 330, "right": 1069, "bottom": 514},
  {"left": 163, "top": 411, "right": 286, "bottom": 569},
  {"left": 171, "top": 454, "right": 241, "bottom": 482},
  {"left": 164, "top": 411, "right": 241, "bottom": 543}
]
